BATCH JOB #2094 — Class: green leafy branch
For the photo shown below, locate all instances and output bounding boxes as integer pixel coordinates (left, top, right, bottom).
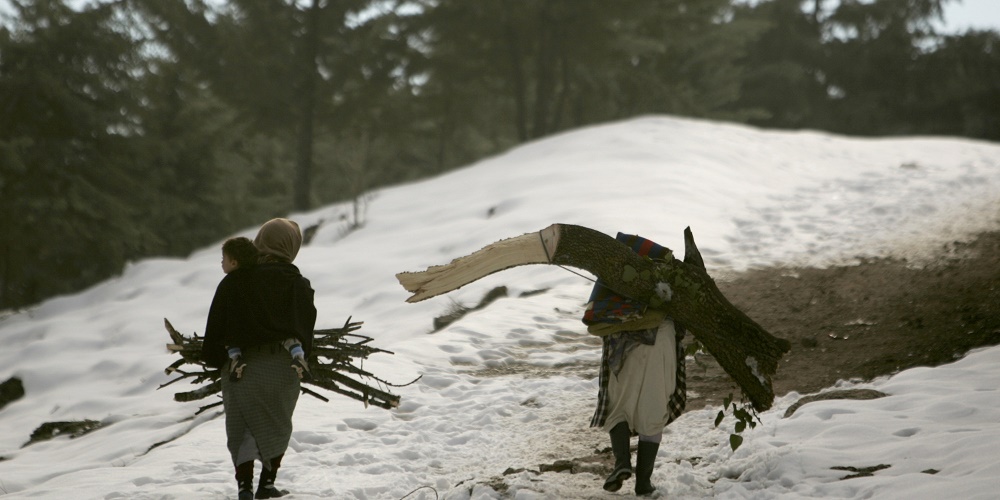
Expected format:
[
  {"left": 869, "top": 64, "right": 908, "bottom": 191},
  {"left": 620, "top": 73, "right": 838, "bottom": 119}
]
[
  {"left": 714, "top": 392, "right": 761, "bottom": 451},
  {"left": 684, "top": 338, "right": 762, "bottom": 451}
]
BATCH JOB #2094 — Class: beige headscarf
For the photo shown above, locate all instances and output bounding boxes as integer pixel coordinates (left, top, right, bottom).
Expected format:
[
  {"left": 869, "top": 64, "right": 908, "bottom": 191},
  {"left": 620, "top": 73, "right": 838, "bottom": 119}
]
[{"left": 253, "top": 218, "right": 303, "bottom": 263}]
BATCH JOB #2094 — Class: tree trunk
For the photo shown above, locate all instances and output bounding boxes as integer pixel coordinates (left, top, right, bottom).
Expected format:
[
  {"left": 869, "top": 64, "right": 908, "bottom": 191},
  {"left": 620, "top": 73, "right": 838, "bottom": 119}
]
[
  {"left": 293, "top": 0, "right": 321, "bottom": 212},
  {"left": 501, "top": 0, "right": 529, "bottom": 142},
  {"left": 396, "top": 223, "right": 791, "bottom": 411},
  {"left": 530, "top": 1, "right": 556, "bottom": 139}
]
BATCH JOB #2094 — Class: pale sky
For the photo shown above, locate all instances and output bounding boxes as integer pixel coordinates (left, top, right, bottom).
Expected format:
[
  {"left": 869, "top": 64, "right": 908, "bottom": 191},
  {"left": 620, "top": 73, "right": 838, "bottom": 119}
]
[
  {"left": 2, "top": 0, "right": 998, "bottom": 33},
  {"left": 940, "top": 0, "right": 1000, "bottom": 32}
]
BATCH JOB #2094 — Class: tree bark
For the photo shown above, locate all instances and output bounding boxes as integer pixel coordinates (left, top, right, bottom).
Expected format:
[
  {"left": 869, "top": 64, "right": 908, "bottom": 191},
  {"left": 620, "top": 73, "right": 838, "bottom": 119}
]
[{"left": 396, "top": 223, "right": 791, "bottom": 411}]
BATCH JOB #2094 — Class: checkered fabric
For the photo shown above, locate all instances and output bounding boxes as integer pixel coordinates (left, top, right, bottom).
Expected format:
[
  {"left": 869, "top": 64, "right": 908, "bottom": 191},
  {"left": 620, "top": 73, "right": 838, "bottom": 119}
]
[
  {"left": 222, "top": 345, "right": 300, "bottom": 465},
  {"left": 590, "top": 325, "right": 687, "bottom": 429}
]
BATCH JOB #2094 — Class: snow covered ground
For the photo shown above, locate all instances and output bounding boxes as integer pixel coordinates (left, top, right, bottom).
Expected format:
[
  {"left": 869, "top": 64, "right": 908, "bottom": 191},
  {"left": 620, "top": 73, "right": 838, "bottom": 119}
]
[{"left": 1, "top": 115, "right": 999, "bottom": 499}]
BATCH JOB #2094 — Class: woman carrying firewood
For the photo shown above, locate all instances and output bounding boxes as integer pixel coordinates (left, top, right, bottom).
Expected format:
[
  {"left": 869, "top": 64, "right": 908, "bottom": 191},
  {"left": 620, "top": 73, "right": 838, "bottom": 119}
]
[
  {"left": 202, "top": 218, "right": 317, "bottom": 500},
  {"left": 584, "top": 233, "right": 687, "bottom": 497}
]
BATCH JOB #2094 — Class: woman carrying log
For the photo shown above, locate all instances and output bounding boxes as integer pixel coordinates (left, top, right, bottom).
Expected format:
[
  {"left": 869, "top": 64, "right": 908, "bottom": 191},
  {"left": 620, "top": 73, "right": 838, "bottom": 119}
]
[
  {"left": 585, "top": 233, "right": 686, "bottom": 497},
  {"left": 395, "top": 223, "right": 789, "bottom": 495},
  {"left": 202, "top": 218, "right": 317, "bottom": 500}
]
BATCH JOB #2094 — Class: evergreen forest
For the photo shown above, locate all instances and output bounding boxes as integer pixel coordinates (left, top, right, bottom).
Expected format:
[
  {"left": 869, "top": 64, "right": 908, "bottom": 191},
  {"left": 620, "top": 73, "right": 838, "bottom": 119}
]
[{"left": 1, "top": 0, "right": 997, "bottom": 310}]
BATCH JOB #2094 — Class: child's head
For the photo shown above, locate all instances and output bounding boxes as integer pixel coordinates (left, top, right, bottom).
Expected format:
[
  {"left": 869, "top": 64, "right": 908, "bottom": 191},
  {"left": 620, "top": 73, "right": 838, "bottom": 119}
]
[{"left": 221, "top": 237, "right": 259, "bottom": 274}]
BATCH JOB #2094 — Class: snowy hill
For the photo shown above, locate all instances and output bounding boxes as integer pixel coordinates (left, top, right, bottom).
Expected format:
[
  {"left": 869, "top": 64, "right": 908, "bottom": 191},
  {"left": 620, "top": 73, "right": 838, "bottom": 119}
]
[{"left": 1, "top": 115, "right": 999, "bottom": 499}]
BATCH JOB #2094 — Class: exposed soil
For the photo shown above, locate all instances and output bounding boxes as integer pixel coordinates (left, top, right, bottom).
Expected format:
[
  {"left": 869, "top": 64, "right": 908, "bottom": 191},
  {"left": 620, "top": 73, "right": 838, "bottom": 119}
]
[
  {"left": 528, "top": 231, "right": 1000, "bottom": 484},
  {"left": 689, "top": 230, "right": 1000, "bottom": 411}
]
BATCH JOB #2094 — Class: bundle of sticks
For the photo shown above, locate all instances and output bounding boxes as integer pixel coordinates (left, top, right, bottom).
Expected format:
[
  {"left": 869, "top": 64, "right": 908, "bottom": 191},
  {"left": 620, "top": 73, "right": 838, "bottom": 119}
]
[{"left": 161, "top": 317, "right": 414, "bottom": 414}]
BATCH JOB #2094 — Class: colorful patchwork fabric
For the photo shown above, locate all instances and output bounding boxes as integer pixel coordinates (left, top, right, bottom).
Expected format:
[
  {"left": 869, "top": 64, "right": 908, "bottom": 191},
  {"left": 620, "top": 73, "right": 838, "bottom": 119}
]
[{"left": 582, "top": 232, "right": 672, "bottom": 325}]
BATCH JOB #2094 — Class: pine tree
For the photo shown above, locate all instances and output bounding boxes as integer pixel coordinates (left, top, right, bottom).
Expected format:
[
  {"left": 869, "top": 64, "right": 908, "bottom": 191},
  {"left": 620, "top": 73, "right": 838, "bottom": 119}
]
[{"left": 0, "top": 0, "right": 151, "bottom": 308}]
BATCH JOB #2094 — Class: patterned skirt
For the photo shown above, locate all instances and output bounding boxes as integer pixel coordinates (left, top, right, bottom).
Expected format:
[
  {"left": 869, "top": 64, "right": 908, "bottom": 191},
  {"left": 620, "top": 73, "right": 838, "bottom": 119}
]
[{"left": 221, "top": 345, "right": 300, "bottom": 466}]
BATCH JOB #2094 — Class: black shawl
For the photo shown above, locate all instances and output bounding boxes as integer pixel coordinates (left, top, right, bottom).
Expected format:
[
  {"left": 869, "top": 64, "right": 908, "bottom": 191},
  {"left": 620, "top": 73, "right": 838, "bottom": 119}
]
[{"left": 202, "top": 262, "right": 317, "bottom": 369}]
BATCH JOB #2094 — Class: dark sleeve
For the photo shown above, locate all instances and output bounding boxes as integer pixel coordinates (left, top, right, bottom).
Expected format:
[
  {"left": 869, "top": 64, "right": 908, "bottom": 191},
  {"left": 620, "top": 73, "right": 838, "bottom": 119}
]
[
  {"left": 201, "top": 281, "right": 231, "bottom": 369},
  {"left": 295, "top": 277, "right": 317, "bottom": 359}
]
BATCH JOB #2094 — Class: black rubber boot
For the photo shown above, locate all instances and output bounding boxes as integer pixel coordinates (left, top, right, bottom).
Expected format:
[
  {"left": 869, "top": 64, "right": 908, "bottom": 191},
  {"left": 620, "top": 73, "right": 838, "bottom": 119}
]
[
  {"left": 603, "top": 422, "right": 633, "bottom": 492},
  {"left": 235, "top": 461, "right": 254, "bottom": 500},
  {"left": 634, "top": 440, "right": 660, "bottom": 496},
  {"left": 255, "top": 455, "right": 289, "bottom": 499}
]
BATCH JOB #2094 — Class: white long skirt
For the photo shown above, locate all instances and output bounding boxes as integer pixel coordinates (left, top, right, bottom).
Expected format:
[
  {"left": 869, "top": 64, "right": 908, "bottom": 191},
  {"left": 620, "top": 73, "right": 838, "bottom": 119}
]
[{"left": 602, "top": 321, "right": 678, "bottom": 436}]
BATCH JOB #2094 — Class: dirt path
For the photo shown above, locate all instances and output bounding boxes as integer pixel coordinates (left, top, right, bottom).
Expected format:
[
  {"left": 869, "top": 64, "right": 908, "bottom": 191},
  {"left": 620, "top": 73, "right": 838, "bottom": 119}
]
[{"left": 481, "top": 232, "right": 1000, "bottom": 486}]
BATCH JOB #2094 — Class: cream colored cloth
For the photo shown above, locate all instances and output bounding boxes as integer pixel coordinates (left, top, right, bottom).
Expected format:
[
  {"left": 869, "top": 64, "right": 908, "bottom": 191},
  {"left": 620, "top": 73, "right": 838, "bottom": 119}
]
[
  {"left": 602, "top": 320, "right": 678, "bottom": 436},
  {"left": 254, "top": 218, "right": 303, "bottom": 263}
]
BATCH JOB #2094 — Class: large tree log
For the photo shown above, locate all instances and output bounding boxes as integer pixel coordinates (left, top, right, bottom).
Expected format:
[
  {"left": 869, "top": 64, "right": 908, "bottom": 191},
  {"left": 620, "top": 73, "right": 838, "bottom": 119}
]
[{"left": 396, "top": 223, "right": 791, "bottom": 411}]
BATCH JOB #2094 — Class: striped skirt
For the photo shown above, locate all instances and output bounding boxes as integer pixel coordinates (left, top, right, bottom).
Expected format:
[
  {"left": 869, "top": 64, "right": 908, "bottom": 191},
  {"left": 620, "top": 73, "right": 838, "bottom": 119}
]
[{"left": 221, "top": 345, "right": 300, "bottom": 466}]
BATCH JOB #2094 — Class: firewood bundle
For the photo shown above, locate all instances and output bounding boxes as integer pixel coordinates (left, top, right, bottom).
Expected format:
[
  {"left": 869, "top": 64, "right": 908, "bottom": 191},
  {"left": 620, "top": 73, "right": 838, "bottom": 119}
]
[{"left": 161, "top": 317, "right": 412, "bottom": 414}]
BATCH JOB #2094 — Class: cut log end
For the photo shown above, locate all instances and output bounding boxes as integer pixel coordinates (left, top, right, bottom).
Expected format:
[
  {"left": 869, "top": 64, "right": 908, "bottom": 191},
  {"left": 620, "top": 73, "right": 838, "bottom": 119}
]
[{"left": 396, "top": 225, "right": 562, "bottom": 302}]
